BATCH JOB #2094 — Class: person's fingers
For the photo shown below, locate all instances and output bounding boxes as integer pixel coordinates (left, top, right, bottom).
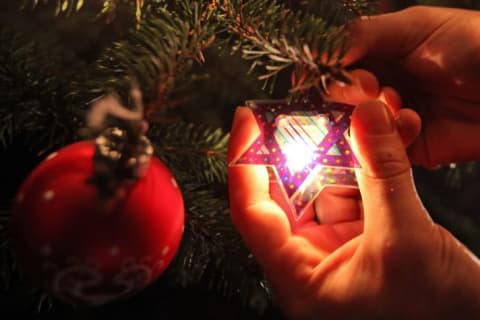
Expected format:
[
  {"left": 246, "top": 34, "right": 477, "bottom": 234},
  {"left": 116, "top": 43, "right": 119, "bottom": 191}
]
[
  {"left": 314, "top": 187, "right": 361, "bottom": 224},
  {"left": 227, "top": 106, "right": 254, "bottom": 164},
  {"left": 328, "top": 69, "right": 379, "bottom": 105},
  {"left": 343, "top": 6, "right": 451, "bottom": 66},
  {"left": 228, "top": 107, "right": 291, "bottom": 264},
  {"left": 408, "top": 118, "right": 480, "bottom": 168},
  {"left": 350, "top": 100, "right": 431, "bottom": 243},
  {"left": 378, "top": 87, "right": 401, "bottom": 113},
  {"left": 297, "top": 220, "right": 363, "bottom": 253},
  {"left": 228, "top": 108, "right": 272, "bottom": 210},
  {"left": 328, "top": 70, "right": 402, "bottom": 116},
  {"left": 395, "top": 108, "right": 422, "bottom": 147}
]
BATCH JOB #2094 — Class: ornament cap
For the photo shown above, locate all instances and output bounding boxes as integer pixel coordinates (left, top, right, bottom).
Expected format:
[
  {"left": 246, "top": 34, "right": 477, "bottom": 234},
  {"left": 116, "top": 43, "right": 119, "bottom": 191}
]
[{"left": 92, "top": 126, "right": 154, "bottom": 197}]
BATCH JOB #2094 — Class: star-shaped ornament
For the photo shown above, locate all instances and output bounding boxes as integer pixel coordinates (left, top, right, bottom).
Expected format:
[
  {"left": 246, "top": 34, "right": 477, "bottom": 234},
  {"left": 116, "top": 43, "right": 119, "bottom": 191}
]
[{"left": 230, "top": 97, "right": 360, "bottom": 228}]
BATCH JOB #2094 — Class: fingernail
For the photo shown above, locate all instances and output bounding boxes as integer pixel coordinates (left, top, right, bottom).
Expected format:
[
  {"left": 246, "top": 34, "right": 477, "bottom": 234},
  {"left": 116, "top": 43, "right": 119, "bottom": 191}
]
[{"left": 355, "top": 100, "right": 394, "bottom": 135}]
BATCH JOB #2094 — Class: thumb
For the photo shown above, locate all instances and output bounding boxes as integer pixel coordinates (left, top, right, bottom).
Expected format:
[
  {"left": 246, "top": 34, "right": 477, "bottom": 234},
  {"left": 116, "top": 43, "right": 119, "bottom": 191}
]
[{"left": 351, "top": 100, "right": 430, "bottom": 240}]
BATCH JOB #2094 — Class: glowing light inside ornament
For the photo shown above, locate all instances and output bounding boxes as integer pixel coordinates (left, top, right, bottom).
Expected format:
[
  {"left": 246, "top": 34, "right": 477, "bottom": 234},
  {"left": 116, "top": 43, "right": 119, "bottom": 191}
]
[
  {"left": 275, "top": 113, "right": 330, "bottom": 174},
  {"left": 282, "top": 143, "right": 314, "bottom": 173},
  {"left": 231, "top": 98, "right": 359, "bottom": 223}
]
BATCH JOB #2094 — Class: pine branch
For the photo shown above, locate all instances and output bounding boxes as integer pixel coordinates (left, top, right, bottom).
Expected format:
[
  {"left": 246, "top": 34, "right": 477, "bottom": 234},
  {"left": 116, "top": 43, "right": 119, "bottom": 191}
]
[
  {"left": 18, "top": 0, "right": 157, "bottom": 26},
  {"left": 170, "top": 182, "right": 230, "bottom": 285},
  {"left": 334, "top": 0, "right": 379, "bottom": 16},
  {"left": 18, "top": 0, "right": 154, "bottom": 25},
  {"left": 218, "top": 0, "right": 376, "bottom": 94},
  {"left": 99, "top": 0, "right": 166, "bottom": 24},
  {"left": 20, "top": 0, "right": 86, "bottom": 16},
  {"left": 0, "top": 28, "right": 85, "bottom": 150},
  {"left": 85, "top": 1, "right": 219, "bottom": 121},
  {"left": 149, "top": 122, "right": 229, "bottom": 184},
  {"left": 169, "top": 182, "right": 272, "bottom": 311},
  {"left": 147, "top": 120, "right": 270, "bottom": 309}
]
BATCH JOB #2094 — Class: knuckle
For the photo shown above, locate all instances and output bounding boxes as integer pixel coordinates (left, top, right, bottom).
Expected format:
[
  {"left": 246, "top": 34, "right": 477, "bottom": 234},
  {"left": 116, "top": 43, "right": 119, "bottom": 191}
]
[{"left": 367, "top": 149, "right": 411, "bottom": 179}]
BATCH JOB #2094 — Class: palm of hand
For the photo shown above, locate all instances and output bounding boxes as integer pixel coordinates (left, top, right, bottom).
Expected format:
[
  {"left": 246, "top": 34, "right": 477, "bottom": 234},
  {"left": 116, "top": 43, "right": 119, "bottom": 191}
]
[
  {"left": 227, "top": 107, "right": 440, "bottom": 320},
  {"left": 228, "top": 102, "right": 480, "bottom": 320}
]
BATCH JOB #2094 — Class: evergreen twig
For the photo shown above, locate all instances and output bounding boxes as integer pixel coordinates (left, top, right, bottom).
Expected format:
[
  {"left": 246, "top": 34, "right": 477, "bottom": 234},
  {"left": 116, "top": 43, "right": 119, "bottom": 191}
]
[
  {"left": 20, "top": 0, "right": 86, "bottom": 16},
  {"left": 150, "top": 122, "right": 229, "bottom": 184},
  {"left": 0, "top": 28, "right": 83, "bottom": 150},
  {"left": 218, "top": 0, "right": 376, "bottom": 94},
  {"left": 88, "top": 0, "right": 219, "bottom": 119},
  {"left": 170, "top": 182, "right": 272, "bottom": 311}
]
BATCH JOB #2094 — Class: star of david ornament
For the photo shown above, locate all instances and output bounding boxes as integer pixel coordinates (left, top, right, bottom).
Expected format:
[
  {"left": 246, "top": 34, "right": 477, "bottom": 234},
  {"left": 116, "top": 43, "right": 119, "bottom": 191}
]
[{"left": 230, "top": 97, "right": 360, "bottom": 229}]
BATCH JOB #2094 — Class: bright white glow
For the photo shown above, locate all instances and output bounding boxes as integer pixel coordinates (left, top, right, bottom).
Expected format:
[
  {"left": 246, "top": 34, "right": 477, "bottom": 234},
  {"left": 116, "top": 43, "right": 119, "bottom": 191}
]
[
  {"left": 283, "top": 143, "right": 315, "bottom": 173},
  {"left": 274, "top": 113, "right": 330, "bottom": 174}
]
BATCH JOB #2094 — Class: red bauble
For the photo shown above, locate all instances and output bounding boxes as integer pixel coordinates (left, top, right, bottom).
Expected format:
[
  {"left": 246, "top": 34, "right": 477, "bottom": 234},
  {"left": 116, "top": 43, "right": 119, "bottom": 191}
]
[{"left": 11, "top": 141, "right": 184, "bottom": 306}]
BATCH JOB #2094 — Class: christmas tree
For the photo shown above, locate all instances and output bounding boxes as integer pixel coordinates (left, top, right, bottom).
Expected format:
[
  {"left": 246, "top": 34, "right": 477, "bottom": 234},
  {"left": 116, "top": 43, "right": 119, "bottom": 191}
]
[{"left": 1, "top": 1, "right": 479, "bottom": 319}]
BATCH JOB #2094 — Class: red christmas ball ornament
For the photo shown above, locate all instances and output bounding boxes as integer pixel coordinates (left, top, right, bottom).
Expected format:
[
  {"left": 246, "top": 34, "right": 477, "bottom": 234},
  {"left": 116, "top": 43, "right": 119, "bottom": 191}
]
[{"left": 11, "top": 129, "right": 184, "bottom": 306}]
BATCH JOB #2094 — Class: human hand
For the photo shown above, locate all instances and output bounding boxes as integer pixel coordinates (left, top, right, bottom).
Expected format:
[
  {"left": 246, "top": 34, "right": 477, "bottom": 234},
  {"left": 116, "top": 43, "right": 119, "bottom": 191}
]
[
  {"left": 345, "top": 5, "right": 480, "bottom": 168},
  {"left": 228, "top": 74, "right": 480, "bottom": 319}
]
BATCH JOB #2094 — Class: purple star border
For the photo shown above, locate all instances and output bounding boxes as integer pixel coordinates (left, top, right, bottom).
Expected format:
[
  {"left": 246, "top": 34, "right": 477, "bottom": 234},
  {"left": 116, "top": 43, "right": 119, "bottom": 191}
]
[{"left": 230, "top": 97, "right": 360, "bottom": 226}]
